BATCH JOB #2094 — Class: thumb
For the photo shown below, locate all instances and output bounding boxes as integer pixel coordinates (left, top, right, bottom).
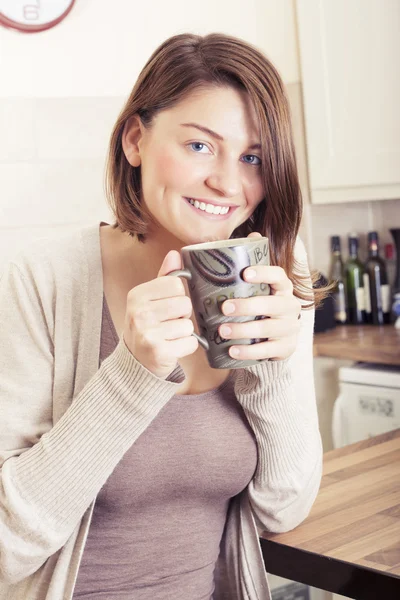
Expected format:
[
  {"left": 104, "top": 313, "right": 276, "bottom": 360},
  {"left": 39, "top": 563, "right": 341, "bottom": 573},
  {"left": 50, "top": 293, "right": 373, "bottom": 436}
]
[
  {"left": 157, "top": 249, "right": 183, "bottom": 278},
  {"left": 247, "top": 231, "right": 262, "bottom": 238}
]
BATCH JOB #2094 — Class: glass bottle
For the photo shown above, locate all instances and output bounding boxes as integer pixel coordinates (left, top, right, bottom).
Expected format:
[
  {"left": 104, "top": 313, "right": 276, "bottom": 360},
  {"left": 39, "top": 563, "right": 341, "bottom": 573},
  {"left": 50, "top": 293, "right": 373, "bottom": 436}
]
[
  {"left": 344, "top": 234, "right": 365, "bottom": 324},
  {"left": 363, "top": 232, "right": 390, "bottom": 325},
  {"left": 328, "top": 236, "right": 347, "bottom": 324}
]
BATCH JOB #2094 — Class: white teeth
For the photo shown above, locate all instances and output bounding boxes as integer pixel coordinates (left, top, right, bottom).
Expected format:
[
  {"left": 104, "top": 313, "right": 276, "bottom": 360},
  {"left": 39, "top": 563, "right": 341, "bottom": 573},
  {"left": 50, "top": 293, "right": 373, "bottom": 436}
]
[{"left": 187, "top": 198, "right": 230, "bottom": 215}]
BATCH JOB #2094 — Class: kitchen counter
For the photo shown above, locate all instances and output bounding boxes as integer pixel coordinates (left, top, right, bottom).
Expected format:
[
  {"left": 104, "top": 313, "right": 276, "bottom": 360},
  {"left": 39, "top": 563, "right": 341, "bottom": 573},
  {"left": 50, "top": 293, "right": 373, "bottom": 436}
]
[
  {"left": 260, "top": 429, "right": 400, "bottom": 599},
  {"left": 313, "top": 324, "right": 400, "bottom": 366}
]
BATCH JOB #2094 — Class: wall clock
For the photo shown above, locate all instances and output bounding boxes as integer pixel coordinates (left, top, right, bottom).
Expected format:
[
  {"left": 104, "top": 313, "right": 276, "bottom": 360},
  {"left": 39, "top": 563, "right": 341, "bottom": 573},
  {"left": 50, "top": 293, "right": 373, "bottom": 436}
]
[{"left": 0, "top": 0, "right": 75, "bottom": 33}]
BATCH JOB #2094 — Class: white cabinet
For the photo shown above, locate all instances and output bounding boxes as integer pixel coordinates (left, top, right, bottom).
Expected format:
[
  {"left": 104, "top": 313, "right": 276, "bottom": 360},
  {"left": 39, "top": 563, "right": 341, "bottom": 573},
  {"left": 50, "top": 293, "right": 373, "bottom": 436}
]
[{"left": 296, "top": 0, "right": 400, "bottom": 204}]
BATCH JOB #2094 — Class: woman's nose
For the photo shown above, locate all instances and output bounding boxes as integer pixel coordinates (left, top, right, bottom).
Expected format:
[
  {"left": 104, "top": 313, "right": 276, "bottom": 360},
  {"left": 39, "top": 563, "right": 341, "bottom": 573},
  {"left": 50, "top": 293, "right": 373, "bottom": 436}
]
[{"left": 205, "top": 161, "right": 242, "bottom": 198}]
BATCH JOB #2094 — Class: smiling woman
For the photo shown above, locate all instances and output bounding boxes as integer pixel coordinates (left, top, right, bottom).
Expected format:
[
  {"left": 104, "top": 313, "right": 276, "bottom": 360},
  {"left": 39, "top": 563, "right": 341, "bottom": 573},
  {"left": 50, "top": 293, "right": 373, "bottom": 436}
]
[
  {"left": 118, "top": 85, "right": 264, "bottom": 245},
  {"left": 0, "top": 32, "right": 323, "bottom": 600}
]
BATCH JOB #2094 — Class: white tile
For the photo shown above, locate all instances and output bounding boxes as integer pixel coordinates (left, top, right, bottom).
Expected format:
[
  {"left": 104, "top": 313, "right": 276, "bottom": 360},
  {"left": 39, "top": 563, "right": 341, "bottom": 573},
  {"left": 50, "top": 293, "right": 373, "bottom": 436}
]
[
  {"left": 310, "top": 201, "right": 371, "bottom": 276},
  {"left": 34, "top": 97, "right": 125, "bottom": 160},
  {"left": 0, "top": 163, "right": 40, "bottom": 226},
  {"left": 0, "top": 160, "right": 111, "bottom": 227},
  {"left": 380, "top": 198, "right": 400, "bottom": 244},
  {"left": 0, "top": 98, "right": 35, "bottom": 161}
]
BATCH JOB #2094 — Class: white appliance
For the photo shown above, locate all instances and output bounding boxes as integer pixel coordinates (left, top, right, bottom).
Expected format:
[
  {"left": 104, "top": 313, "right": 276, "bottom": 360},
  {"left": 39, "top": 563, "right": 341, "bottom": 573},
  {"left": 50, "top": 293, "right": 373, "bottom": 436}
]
[
  {"left": 268, "top": 574, "right": 330, "bottom": 600},
  {"left": 332, "top": 362, "right": 400, "bottom": 448}
]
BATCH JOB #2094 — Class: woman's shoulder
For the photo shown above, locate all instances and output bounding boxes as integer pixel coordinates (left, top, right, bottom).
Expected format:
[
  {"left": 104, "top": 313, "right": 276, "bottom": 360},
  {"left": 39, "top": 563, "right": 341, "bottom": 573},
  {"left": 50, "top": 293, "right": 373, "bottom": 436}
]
[{"left": 5, "top": 222, "right": 101, "bottom": 280}]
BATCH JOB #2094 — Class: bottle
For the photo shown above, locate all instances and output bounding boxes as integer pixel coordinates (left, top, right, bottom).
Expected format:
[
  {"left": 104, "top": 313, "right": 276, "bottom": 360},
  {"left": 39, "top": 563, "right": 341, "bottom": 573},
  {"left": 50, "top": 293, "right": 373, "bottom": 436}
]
[
  {"left": 363, "top": 232, "right": 390, "bottom": 325},
  {"left": 389, "top": 229, "right": 400, "bottom": 326},
  {"left": 328, "top": 236, "right": 347, "bottom": 324},
  {"left": 344, "top": 234, "right": 365, "bottom": 324},
  {"left": 384, "top": 243, "right": 396, "bottom": 290}
]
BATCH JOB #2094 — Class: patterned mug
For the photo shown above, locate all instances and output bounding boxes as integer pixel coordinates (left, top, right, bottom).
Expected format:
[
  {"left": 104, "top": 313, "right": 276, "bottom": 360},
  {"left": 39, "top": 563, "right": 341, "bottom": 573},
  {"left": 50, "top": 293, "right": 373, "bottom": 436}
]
[{"left": 169, "top": 236, "right": 270, "bottom": 369}]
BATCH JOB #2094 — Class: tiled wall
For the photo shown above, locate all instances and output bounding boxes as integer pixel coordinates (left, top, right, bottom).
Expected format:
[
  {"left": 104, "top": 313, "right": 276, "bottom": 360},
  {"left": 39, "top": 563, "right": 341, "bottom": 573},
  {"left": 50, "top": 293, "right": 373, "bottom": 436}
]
[{"left": 0, "top": 97, "right": 125, "bottom": 270}]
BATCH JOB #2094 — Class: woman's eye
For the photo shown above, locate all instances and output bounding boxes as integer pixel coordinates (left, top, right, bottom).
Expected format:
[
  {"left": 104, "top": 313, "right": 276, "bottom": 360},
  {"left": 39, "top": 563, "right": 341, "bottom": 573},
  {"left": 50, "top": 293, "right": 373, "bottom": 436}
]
[
  {"left": 242, "top": 154, "right": 261, "bottom": 165},
  {"left": 189, "top": 142, "right": 211, "bottom": 153}
]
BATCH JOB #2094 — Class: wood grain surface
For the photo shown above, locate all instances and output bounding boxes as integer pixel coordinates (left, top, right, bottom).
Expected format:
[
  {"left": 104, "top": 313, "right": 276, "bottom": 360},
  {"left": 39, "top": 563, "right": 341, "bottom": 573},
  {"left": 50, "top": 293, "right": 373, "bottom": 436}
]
[
  {"left": 260, "top": 430, "right": 400, "bottom": 599},
  {"left": 313, "top": 324, "right": 400, "bottom": 366}
]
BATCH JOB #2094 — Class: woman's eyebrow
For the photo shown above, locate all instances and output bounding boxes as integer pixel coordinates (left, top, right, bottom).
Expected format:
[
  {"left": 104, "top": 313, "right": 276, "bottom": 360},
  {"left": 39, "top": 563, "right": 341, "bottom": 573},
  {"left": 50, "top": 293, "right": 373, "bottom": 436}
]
[{"left": 180, "top": 122, "right": 261, "bottom": 150}]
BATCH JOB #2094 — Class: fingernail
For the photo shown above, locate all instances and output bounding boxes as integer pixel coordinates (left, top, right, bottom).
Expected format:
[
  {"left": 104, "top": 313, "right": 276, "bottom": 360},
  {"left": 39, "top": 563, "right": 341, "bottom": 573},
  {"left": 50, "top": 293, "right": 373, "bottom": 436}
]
[
  {"left": 220, "top": 325, "right": 232, "bottom": 337},
  {"left": 230, "top": 347, "right": 240, "bottom": 357},
  {"left": 245, "top": 269, "right": 256, "bottom": 280},
  {"left": 223, "top": 302, "right": 235, "bottom": 314}
]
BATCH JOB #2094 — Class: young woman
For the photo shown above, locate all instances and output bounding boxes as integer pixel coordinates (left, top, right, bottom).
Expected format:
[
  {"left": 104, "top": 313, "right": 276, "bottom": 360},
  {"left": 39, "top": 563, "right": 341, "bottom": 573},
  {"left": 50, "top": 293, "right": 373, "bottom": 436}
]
[{"left": 0, "top": 33, "right": 323, "bottom": 600}]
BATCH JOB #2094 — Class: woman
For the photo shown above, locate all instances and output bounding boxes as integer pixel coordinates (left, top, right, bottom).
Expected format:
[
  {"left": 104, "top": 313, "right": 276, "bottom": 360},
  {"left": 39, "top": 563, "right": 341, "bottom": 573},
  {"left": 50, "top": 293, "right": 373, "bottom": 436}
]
[{"left": 0, "top": 33, "right": 323, "bottom": 600}]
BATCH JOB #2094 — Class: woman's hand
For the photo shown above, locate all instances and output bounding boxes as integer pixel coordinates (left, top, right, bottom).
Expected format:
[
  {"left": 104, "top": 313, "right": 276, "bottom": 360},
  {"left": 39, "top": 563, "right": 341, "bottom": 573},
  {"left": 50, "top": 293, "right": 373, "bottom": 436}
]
[
  {"left": 123, "top": 250, "right": 198, "bottom": 379},
  {"left": 218, "top": 232, "right": 302, "bottom": 362}
]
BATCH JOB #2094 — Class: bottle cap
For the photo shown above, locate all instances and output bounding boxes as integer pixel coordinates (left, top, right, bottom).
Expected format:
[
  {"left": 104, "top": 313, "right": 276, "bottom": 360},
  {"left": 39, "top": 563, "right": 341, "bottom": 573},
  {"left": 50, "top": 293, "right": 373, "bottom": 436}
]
[
  {"left": 368, "top": 231, "right": 379, "bottom": 243},
  {"left": 348, "top": 234, "right": 359, "bottom": 253},
  {"left": 331, "top": 235, "right": 340, "bottom": 252}
]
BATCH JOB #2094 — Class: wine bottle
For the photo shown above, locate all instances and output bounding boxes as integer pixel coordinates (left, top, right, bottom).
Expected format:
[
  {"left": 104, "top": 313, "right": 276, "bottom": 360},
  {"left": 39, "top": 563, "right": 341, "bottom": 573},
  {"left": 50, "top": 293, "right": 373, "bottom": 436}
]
[
  {"left": 384, "top": 243, "right": 396, "bottom": 292},
  {"left": 363, "top": 231, "right": 390, "bottom": 325},
  {"left": 328, "top": 236, "right": 347, "bottom": 324},
  {"left": 344, "top": 234, "right": 365, "bottom": 324}
]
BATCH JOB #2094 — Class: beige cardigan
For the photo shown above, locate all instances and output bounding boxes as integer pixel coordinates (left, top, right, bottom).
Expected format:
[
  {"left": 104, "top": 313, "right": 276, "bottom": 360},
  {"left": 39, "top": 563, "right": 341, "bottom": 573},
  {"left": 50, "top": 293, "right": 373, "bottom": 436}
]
[{"left": 0, "top": 223, "right": 322, "bottom": 600}]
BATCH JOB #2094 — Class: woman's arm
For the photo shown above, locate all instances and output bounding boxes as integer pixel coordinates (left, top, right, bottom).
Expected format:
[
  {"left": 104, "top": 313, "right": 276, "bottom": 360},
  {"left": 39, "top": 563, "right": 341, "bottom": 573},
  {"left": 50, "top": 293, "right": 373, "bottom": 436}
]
[
  {"left": 233, "top": 238, "right": 322, "bottom": 533},
  {"left": 0, "top": 261, "right": 184, "bottom": 584}
]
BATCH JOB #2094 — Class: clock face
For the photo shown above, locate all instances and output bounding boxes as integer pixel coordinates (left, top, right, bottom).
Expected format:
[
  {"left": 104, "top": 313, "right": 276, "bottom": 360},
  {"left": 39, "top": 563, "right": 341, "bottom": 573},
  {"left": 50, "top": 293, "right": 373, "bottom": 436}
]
[{"left": 0, "top": 0, "right": 75, "bottom": 33}]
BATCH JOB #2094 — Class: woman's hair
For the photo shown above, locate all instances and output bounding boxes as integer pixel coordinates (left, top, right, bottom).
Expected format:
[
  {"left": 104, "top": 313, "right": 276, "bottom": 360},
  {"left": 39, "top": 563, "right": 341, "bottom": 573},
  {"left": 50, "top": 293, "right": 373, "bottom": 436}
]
[{"left": 105, "top": 32, "right": 328, "bottom": 308}]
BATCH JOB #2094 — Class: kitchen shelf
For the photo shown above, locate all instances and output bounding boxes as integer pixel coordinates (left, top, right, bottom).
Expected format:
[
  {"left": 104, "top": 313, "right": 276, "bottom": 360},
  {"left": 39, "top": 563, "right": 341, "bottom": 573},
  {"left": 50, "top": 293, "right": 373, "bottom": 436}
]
[{"left": 313, "top": 325, "right": 400, "bottom": 366}]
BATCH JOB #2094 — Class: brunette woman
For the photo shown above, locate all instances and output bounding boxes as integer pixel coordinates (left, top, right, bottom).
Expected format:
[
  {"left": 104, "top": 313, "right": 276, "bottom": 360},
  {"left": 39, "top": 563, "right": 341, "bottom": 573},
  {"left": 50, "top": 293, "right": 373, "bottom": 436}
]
[{"left": 0, "top": 33, "right": 323, "bottom": 600}]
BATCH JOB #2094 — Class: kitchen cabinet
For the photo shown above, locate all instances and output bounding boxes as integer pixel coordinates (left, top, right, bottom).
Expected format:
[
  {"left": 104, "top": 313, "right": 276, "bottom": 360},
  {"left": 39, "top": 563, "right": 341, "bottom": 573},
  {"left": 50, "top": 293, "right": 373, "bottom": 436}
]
[{"left": 296, "top": 0, "right": 400, "bottom": 204}]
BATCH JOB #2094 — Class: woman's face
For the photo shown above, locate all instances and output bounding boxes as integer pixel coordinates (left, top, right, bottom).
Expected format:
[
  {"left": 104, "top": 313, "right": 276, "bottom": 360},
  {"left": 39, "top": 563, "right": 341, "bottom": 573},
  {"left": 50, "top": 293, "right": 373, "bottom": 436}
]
[{"left": 125, "top": 85, "right": 265, "bottom": 246}]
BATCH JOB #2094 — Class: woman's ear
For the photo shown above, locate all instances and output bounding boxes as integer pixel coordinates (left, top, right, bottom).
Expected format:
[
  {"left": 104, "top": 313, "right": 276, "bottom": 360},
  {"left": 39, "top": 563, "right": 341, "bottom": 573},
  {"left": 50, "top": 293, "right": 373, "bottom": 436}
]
[{"left": 122, "top": 115, "right": 143, "bottom": 167}]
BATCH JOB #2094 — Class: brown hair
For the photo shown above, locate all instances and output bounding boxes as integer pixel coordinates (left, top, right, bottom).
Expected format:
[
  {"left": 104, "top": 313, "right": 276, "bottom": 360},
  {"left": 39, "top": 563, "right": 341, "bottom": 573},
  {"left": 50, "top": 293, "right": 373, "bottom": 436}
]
[{"left": 105, "top": 32, "right": 328, "bottom": 308}]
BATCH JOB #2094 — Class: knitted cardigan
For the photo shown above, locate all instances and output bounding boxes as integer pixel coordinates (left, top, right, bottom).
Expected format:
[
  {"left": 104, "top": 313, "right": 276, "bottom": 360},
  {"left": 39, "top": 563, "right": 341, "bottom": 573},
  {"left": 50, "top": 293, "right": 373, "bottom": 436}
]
[{"left": 0, "top": 223, "right": 322, "bottom": 599}]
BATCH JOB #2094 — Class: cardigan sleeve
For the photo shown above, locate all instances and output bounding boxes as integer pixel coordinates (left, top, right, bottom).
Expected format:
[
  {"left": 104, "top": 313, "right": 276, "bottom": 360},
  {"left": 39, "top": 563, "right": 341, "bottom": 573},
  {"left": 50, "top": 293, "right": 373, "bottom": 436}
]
[
  {"left": 233, "top": 237, "right": 323, "bottom": 533},
  {"left": 0, "top": 261, "right": 185, "bottom": 585}
]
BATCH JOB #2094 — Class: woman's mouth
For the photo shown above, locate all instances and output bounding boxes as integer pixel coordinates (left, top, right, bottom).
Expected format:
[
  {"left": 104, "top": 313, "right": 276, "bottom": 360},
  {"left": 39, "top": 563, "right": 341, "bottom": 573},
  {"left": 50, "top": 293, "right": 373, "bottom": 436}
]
[{"left": 184, "top": 197, "right": 237, "bottom": 220}]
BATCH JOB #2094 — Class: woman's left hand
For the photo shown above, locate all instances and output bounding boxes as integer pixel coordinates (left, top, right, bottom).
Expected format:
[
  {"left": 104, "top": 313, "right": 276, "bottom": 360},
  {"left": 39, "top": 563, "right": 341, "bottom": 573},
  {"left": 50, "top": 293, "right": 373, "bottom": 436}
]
[{"left": 219, "top": 233, "right": 302, "bottom": 362}]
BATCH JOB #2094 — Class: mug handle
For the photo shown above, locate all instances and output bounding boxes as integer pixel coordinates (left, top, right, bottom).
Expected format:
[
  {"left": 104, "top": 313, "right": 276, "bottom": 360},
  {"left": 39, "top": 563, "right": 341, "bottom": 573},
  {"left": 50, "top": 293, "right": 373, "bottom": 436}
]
[{"left": 168, "top": 269, "right": 209, "bottom": 351}]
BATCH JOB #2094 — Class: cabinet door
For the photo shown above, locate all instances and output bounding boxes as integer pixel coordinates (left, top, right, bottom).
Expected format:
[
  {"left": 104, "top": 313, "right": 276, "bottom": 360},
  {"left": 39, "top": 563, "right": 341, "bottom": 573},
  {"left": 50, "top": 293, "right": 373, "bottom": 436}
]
[{"left": 296, "top": 0, "right": 400, "bottom": 204}]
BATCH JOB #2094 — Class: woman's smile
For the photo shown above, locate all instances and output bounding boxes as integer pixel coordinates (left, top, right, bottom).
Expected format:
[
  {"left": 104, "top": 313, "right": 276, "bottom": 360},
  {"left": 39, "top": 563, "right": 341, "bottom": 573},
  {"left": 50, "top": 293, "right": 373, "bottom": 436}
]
[{"left": 183, "top": 196, "right": 239, "bottom": 220}]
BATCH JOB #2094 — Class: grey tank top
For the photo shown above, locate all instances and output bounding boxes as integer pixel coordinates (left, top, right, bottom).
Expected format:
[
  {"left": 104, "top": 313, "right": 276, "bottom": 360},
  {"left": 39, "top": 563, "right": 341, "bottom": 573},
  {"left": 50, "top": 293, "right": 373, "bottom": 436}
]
[{"left": 73, "top": 296, "right": 257, "bottom": 600}]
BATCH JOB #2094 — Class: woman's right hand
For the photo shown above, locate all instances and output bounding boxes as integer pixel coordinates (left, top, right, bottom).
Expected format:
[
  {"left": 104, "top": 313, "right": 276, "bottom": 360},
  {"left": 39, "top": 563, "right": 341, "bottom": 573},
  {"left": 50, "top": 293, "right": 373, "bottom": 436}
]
[{"left": 122, "top": 250, "right": 199, "bottom": 378}]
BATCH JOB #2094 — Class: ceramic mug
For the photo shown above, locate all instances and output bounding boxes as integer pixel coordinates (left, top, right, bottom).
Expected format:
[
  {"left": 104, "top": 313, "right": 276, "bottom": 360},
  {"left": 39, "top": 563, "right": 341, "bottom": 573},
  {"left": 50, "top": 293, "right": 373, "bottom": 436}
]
[{"left": 169, "top": 236, "right": 270, "bottom": 369}]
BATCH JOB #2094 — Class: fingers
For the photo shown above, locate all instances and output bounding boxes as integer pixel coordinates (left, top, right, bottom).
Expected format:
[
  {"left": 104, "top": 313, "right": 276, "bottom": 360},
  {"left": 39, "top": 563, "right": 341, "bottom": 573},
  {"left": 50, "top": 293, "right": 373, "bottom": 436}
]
[
  {"left": 159, "top": 318, "right": 194, "bottom": 340},
  {"left": 157, "top": 249, "right": 182, "bottom": 278},
  {"left": 128, "top": 275, "right": 186, "bottom": 303},
  {"left": 221, "top": 294, "right": 300, "bottom": 319},
  {"left": 219, "top": 314, "right": 300, "bottom": 341},
  {"left": 227, "top": 336, "right": 298, "bottom": 362},
  {"left": 242, "top": 265, "right": 293, "bottom": 295},
  {"left": 127, "top": 295, "right": 193, "bottom": 328}
]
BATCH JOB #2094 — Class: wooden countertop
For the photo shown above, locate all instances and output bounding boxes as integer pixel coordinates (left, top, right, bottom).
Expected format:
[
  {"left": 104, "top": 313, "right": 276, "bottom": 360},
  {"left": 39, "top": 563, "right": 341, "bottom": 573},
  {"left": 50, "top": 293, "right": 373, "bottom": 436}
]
[
  {"left": 260, "top": 429, "right": 400, "bottom": 599},
  {"left": 313, "top": 324, "right": 400, "bottom": 366}
]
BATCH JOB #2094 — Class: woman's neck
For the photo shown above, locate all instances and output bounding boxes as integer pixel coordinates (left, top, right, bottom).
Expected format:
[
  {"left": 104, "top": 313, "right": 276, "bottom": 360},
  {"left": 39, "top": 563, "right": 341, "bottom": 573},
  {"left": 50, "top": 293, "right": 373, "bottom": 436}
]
[{"left": 103, "top": 224, "right": 184, "bottom": 290}]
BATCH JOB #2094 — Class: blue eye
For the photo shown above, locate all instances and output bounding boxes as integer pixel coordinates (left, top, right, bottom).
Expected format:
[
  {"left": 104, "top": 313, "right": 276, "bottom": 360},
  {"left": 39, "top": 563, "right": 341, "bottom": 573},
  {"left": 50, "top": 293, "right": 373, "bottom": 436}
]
[
  {"left": 189, "top": 142, "right": 209, "bottom": 153},
  {"left": 242, "top": 154, "right": 261, "bottom": 165}
]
